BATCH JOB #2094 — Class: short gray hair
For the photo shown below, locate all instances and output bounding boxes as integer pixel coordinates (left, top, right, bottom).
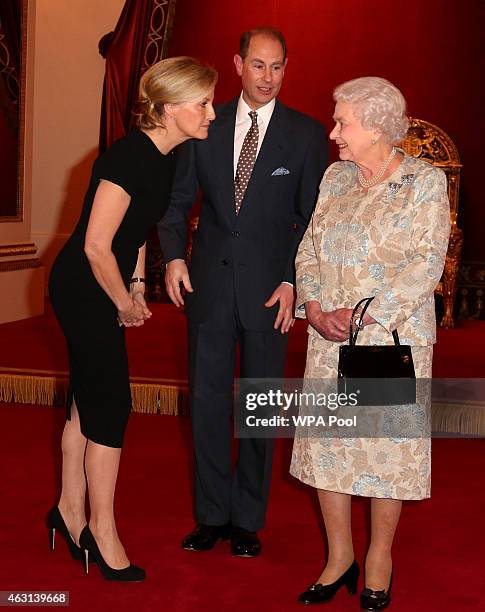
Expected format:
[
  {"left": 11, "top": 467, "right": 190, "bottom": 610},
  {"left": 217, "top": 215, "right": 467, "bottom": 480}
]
[{"left": 333, "top": 76, "right": 409, "bottom": 144}]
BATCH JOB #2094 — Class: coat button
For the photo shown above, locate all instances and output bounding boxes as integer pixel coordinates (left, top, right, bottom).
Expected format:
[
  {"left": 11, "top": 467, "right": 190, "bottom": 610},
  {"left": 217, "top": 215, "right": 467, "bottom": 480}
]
[{"left": 221, "top": 259, "right": 229, "bottom": 266}]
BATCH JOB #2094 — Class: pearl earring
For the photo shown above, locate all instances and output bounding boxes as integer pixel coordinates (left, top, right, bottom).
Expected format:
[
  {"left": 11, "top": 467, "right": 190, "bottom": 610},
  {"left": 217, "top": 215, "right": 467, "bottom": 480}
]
[{"left": 371, "top": 138, "right": 376, "bottom": 145}]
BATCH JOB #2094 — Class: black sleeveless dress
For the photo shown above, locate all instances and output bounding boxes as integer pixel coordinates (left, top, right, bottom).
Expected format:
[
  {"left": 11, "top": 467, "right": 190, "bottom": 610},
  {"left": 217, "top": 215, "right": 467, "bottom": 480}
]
[{"left": 49, "top": 129, "right": 174, "bottom": 448}]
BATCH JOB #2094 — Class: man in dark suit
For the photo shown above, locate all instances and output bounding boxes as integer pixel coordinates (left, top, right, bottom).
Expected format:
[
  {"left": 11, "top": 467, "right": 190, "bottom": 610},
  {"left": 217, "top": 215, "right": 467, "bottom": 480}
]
[{"left": 158, "top": 27, "right": 327, "bottom": 557}]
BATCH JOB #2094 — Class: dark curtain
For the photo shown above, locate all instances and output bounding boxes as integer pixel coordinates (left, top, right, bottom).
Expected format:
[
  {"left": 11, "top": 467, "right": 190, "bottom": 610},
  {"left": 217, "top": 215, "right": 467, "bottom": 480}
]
[
  {"left": 98, "top": 0, "right": 177, "bottom": 152},
  {"left": 98, "top": 0, "right": 177, "bottom": 300},
  {"left": 0, "top": 0, "right": 21, "bottom": 126},
  {"left": 0, "top": 0, "right": 21, "bottom": 217}
]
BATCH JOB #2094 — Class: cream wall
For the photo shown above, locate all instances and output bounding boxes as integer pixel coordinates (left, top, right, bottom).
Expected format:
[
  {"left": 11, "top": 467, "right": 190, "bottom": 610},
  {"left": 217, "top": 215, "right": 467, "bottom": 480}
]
[{"left": 31, "top": 0, "right": 125, "bottom": 284}]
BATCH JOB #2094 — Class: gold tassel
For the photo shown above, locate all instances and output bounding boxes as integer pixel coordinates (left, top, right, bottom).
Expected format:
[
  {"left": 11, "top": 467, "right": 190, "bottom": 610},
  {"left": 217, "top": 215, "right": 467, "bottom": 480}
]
[
  {"left": 432, "top": 401, "right": 485, "bottom": 436},
  {"left": 130, "top": 383, "right": 189, "bottom": 415},
  {"left": 0, "top": 369, "right": 188, "bottom": 415},
  {"left": 4, "top": 369, "right": 482, "bottom": 432},
  {"left": 0, "top": 371, "right": 68, "bottom": 406}
]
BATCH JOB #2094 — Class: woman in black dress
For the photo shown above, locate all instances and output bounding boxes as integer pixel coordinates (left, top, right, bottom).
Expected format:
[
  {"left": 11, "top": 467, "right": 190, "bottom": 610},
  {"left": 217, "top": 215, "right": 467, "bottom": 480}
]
[{"left": 47, "top": 57, "right": 217, "bottom": 581}]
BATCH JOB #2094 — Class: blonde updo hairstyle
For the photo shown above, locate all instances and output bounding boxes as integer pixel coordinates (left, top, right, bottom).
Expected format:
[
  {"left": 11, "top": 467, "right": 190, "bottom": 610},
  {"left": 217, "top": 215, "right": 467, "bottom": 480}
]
[
  {"left": 333, "top": 77, "right": 409, "bottom": 144},
  {"left": 136, "top": 56, "right": 218, "bottom": 130}
]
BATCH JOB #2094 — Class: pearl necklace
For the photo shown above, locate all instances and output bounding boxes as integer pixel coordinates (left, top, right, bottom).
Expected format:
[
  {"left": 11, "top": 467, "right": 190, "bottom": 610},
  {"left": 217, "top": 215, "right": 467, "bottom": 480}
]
[{"left": 357, "top": 146, "right": 397, "bottom": 189}]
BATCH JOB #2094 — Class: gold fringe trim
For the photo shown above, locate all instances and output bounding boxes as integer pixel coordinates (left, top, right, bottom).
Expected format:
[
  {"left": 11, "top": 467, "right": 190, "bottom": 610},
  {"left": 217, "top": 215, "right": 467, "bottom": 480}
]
[
  {"left": 0, "top": 371, "right": 68, "bottom": 406},
  {"left": 432, "top": 401, "right": 485, "bottom": 435},
  {"left": 0, "top": 369, "right": 188, "bottom": 416},
  {"left": 131, "top": 383, "right": 188, "bottom": 416},
  {"left": 1, "top": 369, "right": 483, "bottom": 432}
]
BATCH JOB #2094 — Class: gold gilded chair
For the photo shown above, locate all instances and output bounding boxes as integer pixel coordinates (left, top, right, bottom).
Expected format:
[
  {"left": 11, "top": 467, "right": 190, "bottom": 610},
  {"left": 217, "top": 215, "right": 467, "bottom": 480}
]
[{"left": 401, "top": 118, "right": 463, "bottom": 328}]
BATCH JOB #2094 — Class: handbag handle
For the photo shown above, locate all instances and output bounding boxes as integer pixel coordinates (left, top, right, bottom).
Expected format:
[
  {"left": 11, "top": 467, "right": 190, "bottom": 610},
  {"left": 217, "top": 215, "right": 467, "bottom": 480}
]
[{"left": 348, "top": 296, "right": 400, "bottom": 348}]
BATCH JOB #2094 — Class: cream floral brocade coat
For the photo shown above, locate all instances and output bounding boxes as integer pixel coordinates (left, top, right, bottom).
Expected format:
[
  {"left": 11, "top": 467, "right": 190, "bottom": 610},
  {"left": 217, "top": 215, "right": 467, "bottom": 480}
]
[{"left": 290, "top": 154, "right": 450, "bottom": 500}]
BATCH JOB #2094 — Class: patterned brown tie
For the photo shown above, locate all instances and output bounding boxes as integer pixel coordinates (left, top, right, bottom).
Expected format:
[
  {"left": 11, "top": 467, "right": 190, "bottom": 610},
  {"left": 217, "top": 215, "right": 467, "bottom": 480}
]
[{"left": 235, "top": 111, "right": 259, "bottom": 214}]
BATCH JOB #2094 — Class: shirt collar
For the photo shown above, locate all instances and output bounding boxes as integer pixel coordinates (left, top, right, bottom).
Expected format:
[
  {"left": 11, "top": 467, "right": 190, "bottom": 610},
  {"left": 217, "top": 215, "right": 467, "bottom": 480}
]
[{"left": 236, "top": 93, "right": 276, "bottom": 125}]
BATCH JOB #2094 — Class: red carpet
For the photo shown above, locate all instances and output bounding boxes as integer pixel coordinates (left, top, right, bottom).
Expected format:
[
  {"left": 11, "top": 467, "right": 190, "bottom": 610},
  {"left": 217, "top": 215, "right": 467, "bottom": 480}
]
[{"left": 0, "top": 402, "right": 484, "bottom": 611}]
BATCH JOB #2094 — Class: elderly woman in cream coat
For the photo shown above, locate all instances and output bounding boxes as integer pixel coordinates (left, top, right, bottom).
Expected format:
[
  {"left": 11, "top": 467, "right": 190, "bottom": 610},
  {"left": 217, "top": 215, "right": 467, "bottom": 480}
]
[{"left": 292, "top": 77, "right": 450, "bottom": 610}]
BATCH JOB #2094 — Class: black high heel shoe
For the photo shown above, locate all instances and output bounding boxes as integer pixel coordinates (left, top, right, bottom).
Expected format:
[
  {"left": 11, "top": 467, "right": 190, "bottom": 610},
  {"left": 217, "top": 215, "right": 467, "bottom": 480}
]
[
  {"left": 47, "top": 506, "right": 83, "bottom": 561},
  {"left": 360, "top": 572, "right": 393, "bottom": 611},
  {"left": 79, "top": 526, "right": 145, "bottom": 582},
  {"left": 298, "top": 560, "right": 360, "bottom": 604}
]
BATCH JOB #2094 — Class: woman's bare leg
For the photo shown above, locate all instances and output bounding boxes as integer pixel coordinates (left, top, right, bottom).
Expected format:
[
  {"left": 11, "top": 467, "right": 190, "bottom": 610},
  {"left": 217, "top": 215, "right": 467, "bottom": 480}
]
[
  {"left": 57, "top": 401, "right": 88, "bottom": 544},
  {"left": 84, "top": 441, "right": 129, "bottom": 569},
  {"left": 365, "top": 498, "right": 402, "bottom": 590},
  {"left": 316, "top": 489, "right": 354, "bottom": 584}
]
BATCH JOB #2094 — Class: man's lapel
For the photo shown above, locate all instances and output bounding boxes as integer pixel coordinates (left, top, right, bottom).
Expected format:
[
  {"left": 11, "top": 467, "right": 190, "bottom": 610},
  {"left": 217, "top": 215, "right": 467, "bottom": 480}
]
[{"left": 236, "top": 101, "right": 290, "bottom": 220}]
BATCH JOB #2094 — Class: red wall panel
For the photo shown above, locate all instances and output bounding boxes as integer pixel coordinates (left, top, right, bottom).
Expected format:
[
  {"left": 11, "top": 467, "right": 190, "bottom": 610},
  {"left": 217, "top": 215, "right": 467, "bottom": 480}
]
[{"left": 169, "top": 0, "right": 484, "bottom": 259}]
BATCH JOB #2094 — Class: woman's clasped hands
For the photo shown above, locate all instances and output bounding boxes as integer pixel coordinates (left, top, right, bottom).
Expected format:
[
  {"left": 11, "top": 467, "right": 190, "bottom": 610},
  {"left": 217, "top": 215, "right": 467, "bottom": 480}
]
[
  {"left": 118, "top": 291, "right": 152, "bottom": 327},
  {"left": 305, "top": 300, "right": 375, "bottom": 342}
]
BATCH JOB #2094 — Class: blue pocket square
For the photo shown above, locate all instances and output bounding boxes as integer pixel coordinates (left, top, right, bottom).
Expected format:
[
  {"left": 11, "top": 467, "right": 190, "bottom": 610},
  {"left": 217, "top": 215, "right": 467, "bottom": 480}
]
[{"left": 271, "top": 167, "right": 290, "bottom": 176}]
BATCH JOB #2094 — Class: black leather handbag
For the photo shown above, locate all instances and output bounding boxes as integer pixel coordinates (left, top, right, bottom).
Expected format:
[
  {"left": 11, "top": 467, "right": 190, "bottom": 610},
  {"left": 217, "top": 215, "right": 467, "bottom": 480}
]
[{"left": 338, "top": 297, "right": 416, "bottom": 406}]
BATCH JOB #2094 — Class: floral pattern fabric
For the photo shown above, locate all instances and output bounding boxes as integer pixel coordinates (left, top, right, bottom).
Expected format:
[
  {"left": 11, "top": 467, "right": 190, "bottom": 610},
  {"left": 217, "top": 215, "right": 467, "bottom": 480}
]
[
  {"left": 290, "top": 154, "right": 450, "bottom": 500},
  {"left": 295, "top": 154, "right": 450, "bottom": 345}
]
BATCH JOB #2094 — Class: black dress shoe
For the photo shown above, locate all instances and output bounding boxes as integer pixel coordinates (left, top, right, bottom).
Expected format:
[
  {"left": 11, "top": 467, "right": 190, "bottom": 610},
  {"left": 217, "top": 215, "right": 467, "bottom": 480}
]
[
  {"left": 182, "top": 523, "right": 232, "bottom": 552},
  {"left": 79, "top": 526, "right": 145, "bottom": 582},
  {"left": 230, "top": 527, "right": 261, "bottom": 557},
  {"left": 47, "top": 506, "right": 84, "bottom": 561},
  {"left": 298, "top": 561, "right": 360, "bottom": 604},
  {"left": 360, "top": 573, "right": 393, "bottom": 611}
]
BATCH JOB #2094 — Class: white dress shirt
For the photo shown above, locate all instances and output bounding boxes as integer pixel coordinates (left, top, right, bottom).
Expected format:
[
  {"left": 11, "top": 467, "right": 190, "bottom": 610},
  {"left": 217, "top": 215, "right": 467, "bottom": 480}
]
[{"left": 233, "top": 94, "right": 276, "bottom": 178}]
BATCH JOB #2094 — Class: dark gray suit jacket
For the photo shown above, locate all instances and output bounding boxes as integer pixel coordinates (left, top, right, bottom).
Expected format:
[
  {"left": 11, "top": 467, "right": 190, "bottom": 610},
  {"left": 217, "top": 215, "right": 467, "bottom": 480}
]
[{"left": 158, "top": 97, "right": 328, "bottom": 330}]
